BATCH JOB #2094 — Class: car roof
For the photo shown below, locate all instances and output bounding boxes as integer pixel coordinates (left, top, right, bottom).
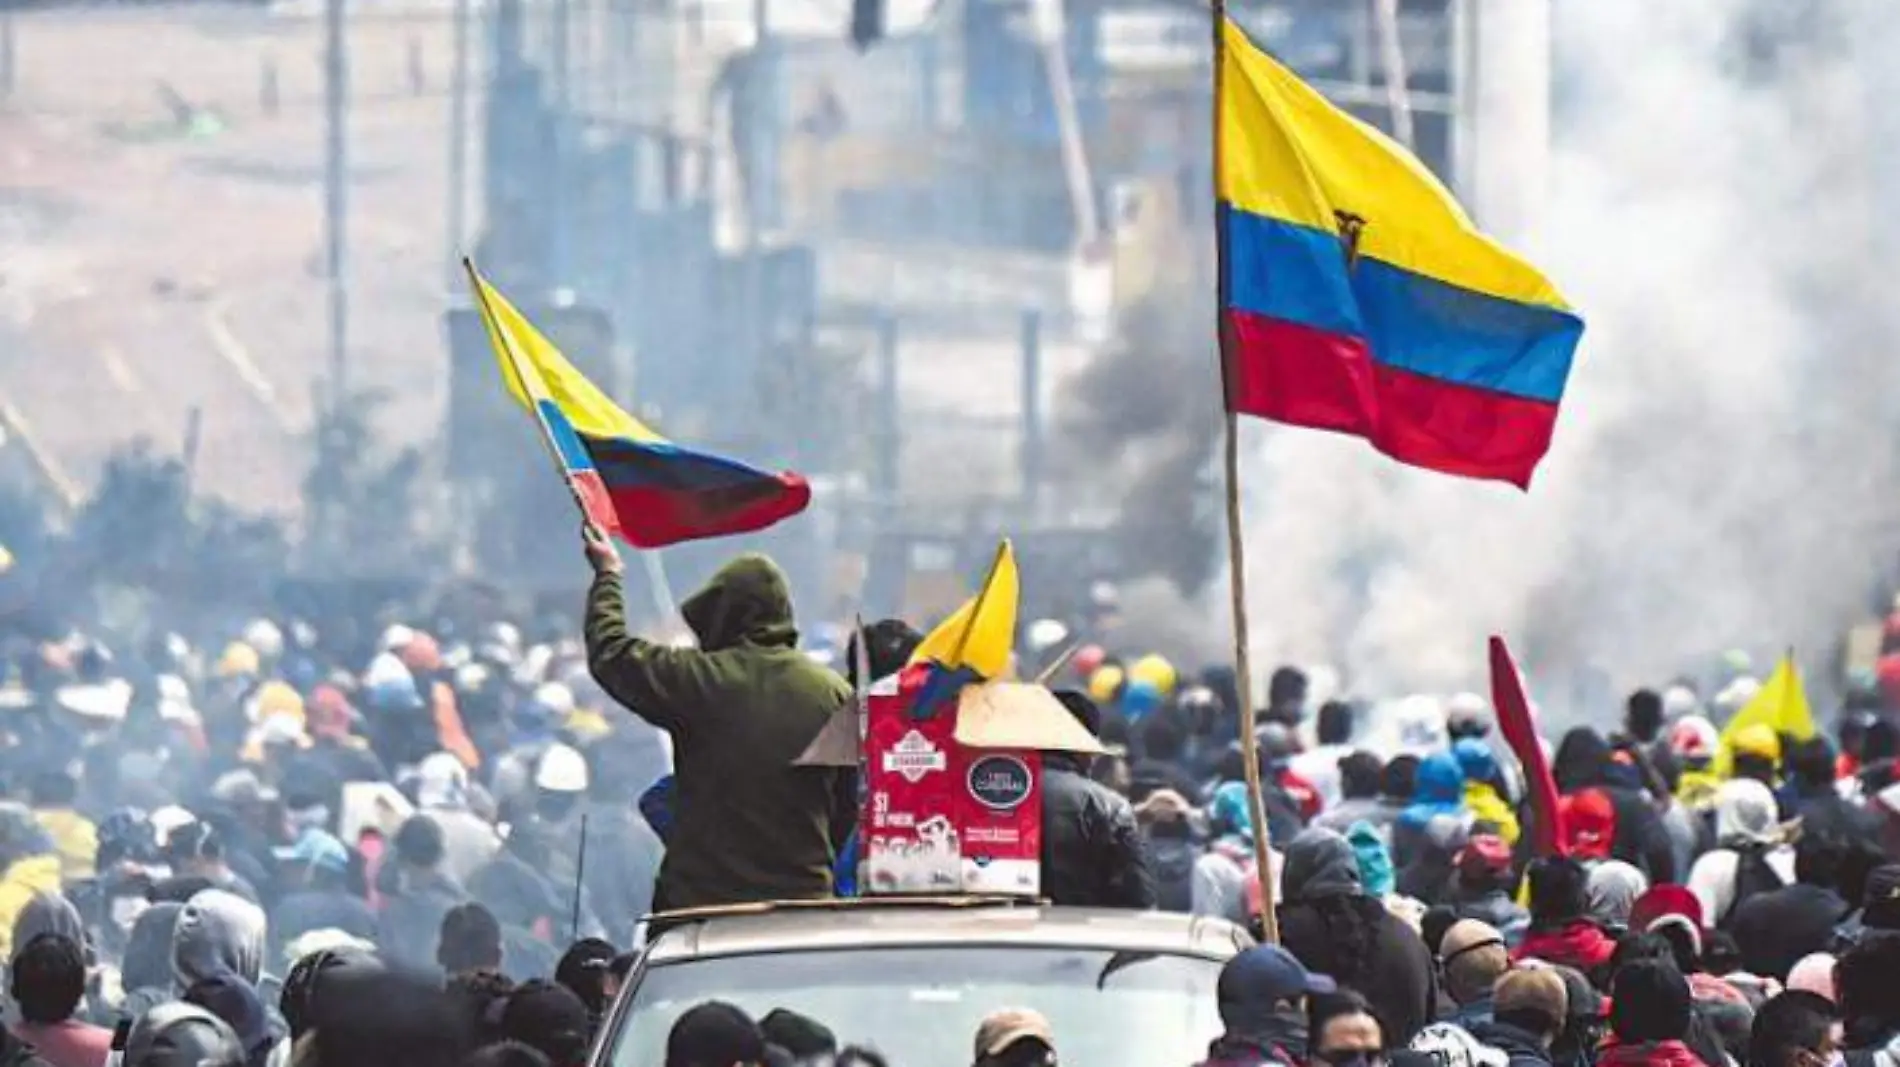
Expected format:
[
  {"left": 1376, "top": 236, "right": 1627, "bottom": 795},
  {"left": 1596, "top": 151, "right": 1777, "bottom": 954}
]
[{"left": 640, "top": 898, "right": 1254, "bottom": 963}]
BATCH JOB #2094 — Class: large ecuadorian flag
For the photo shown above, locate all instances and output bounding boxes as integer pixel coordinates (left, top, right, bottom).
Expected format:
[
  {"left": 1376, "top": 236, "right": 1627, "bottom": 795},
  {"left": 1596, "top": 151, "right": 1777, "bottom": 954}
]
[
  {"left": 1217, "top": 18, "right": 1585, "bottom": 488},
  {"left": 466, "top": 261, "right": 811, "bottom": 547}
]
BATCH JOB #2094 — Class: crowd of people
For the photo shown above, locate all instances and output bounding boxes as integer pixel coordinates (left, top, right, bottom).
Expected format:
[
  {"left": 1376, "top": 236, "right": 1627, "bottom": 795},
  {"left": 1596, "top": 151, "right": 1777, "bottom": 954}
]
[{"left": 0, "top": 523, "right": 1895, "bottom": 1067}]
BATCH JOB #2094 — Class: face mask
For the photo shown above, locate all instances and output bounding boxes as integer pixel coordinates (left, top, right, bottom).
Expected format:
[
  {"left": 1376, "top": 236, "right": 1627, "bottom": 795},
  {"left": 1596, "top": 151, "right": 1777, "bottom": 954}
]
[{"left": 1319, "top": 1052, "right": 1382, "bottom": 1067}]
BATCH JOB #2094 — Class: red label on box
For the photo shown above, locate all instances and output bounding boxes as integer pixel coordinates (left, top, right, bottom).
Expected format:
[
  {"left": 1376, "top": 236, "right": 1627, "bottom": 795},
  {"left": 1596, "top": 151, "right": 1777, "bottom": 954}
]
[{"left": 861, "top": 664, "right": 1042, "bottom": 896}]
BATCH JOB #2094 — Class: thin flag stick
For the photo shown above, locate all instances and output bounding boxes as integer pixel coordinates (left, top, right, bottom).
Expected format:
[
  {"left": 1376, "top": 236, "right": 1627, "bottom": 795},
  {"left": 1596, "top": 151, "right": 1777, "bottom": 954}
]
[
  {"left": 1210, "top": 0, "right": 1278, "bottom": 943},
  {"left": 1033, "top": 641, "right": 1083, "bottom": 686},
  {"left": 463, "top": 258, "right": 590, "bottom": 519}
]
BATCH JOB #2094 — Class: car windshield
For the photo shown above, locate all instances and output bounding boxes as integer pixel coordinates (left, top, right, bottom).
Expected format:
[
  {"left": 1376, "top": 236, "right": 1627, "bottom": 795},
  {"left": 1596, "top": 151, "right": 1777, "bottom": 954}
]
[{"left": 606, "top": 944, "right": 1225, "bottom": 1067}]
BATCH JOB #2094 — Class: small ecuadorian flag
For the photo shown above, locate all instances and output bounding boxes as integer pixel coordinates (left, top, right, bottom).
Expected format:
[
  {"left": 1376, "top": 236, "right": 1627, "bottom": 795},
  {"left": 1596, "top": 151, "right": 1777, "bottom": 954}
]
[
  {"left": 1216, "top": 18, "right": 1585, "bottom": 488},
  {"left": 906, "top": 540, "right": 1019, "bottom": 719},
  {"left": 466, "top": 261, "right": 811, "bottom": 548}
]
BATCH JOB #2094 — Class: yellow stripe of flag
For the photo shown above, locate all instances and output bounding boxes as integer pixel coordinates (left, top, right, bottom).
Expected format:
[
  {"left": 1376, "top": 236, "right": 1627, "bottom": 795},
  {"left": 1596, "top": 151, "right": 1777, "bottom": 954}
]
[{"left": 1217, "top": 18, "right": 1573, "bottom": 312}]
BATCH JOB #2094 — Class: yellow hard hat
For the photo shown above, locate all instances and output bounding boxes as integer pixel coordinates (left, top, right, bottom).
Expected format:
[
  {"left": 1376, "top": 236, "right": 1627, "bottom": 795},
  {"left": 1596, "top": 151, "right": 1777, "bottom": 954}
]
[
  {"left": 216, "top": 642, "right": 261, "bottom": 679},
  {"left": 1128, "top": 653, "right": 1178, "bottom": 697},
  {"left": 1086, "top": 664, "right": 1126, "bottom": 704},
  {"left": 1732, "top": 723, "right": 1781, "bottom": 762},
  {"left": 253, "top": 680, "right": 306, "bottom": 723}
]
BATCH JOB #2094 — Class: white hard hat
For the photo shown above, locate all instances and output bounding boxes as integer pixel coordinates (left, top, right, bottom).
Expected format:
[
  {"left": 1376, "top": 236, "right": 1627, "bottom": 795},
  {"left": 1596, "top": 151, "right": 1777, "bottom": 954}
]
[
  {"left": 1447, "top": 692, "right": 1489, "bottom": 718},
  {"left": 532, "top": 682, "right": 577, "bottom": 718},
  {"left": 242, "top": 619, "right": 284, "bottom": 661},
  {"left": 1662, "top": 684, "right": 1701, "bottom": 719},
  {"left": 416, "top": 752, "right": 470, "bottom": 809},
  {"left": 379, "top": 624, "right": 417, "bottom": 653},
  {"left": 363, "top": 651, "right": 415, "bottom": 691},
  {"left": 1026, "top": 619, "right": 1070, "bottom": 653},
  {"left": 535, "top": 743, "right": 589, "bottom": 793},
  {"left": 150, "top": 806, "right": 196, "bottom": 847}
]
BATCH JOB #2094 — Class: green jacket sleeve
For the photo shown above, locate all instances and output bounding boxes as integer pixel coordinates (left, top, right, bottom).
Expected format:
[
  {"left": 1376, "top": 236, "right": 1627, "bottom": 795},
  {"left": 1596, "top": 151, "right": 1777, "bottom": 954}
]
[{"left": 584, "top": 571, "right": 717, "bottom": 734}]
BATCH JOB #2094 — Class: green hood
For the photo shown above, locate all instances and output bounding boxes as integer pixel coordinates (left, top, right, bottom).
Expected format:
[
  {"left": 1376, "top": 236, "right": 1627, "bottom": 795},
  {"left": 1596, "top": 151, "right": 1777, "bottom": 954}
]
[{"left": 681, "top": 554, "right": 798, "bottom": 652}]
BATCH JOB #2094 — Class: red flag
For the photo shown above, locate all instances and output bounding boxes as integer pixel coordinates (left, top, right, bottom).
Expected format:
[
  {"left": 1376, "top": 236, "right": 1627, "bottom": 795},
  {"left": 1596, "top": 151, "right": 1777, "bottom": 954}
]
[{"left": 1490, "top": 636, "right": 1564, "bottom": 857}]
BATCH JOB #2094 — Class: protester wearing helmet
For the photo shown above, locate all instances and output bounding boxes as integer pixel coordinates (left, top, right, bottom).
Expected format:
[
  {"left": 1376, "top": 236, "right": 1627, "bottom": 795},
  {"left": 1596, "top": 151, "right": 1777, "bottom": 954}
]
[{"left": 411, "top": 752, "right": 501, "bottom": 884}]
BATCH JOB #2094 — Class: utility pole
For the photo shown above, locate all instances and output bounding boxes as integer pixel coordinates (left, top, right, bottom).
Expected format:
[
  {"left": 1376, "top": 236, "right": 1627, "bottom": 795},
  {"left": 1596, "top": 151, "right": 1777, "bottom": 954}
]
[
  {"left": 548, "top": 0, "right": 571, "bottom": 285},
  {"left": 446, "top": 0, "right": 470, "bottom": 289},
  {"left": 323, "top": 0, "right": 351, "bottom": 401}
]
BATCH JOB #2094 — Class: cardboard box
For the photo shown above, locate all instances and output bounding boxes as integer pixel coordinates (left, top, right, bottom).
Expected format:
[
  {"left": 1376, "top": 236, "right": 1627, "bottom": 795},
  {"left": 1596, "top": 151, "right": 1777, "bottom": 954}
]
[{"left": 849, "top": 665, "right": 1102, "bottom": 897}]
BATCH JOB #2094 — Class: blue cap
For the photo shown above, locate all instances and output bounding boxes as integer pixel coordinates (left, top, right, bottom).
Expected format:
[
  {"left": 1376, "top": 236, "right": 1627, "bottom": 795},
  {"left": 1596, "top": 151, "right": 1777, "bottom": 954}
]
[
  {"left": 274, "top": 829, "right": 350, "bottom": 874},
  {"left": 1218, "top": 945, "right": 1336, "bottom": 1013}
]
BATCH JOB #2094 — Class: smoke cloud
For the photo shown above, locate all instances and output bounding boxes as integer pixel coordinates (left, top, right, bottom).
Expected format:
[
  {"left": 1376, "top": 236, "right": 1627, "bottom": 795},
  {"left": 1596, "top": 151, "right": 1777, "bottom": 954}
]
[{"left": 1078, "top": 0, "right": 1900, "bottom": 711}]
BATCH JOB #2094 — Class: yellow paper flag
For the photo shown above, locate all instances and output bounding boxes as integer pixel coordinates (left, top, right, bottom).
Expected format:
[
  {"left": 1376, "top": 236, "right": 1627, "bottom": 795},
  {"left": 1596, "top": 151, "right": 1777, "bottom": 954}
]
[
  {"left": 1715, "top": 652, "right": 1815, "bottom": 777},
  {"left": 908, "top": 540, "right": 1018, "bottom": 682}
]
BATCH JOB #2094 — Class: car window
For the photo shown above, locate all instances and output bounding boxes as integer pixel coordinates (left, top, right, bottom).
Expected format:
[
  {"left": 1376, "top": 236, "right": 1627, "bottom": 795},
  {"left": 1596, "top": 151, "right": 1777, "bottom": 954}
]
[{"left": 606, "top": 945, "right": 1225, "bottom": 1067}]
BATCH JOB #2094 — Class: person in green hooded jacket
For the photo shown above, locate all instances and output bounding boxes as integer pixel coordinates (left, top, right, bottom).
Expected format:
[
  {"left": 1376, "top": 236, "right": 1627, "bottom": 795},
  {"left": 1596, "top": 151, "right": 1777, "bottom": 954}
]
[{"left": 581, "top": 523, "right": 852, "bottom": 912}]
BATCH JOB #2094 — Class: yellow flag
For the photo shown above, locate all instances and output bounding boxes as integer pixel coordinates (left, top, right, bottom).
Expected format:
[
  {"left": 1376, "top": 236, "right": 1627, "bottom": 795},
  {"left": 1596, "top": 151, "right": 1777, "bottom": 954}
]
[
  {"left": 464, "top": 260, "right": 663, "bottom": 444},
  {"left": 1715, "top": 652, "right": 1816, "bottom": 777},
  {"left": 908, "top": 540, "right": 1018, "bottom": 682}
]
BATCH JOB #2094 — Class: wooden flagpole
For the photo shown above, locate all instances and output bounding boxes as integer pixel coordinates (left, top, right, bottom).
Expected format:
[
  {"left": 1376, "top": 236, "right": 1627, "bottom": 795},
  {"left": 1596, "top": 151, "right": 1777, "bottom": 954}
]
[
  {"left": 1210, "top": 3, "right": 1278, "bottom": 943},
  {"left": 463, "top": 259, "right": 570, "bottom": 485},
  {"left": 462, "top": 257, "right": 600, "bottom": 529}
]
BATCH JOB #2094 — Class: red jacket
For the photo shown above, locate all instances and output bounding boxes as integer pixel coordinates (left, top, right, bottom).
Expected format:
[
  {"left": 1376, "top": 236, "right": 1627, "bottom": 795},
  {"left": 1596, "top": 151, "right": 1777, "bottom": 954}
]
[
  {"left": 1514, "top": 920, "right": 1617, "bottom": 974},
  {"left": 1597, "top": 1039, "right": 1708, "bottom": 1067}
]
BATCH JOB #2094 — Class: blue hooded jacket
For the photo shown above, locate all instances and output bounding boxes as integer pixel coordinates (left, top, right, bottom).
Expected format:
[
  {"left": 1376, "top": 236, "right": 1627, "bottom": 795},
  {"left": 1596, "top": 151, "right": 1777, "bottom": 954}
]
[{"left": 1398, "top": 752, "right": 1466, "bottom": 831}]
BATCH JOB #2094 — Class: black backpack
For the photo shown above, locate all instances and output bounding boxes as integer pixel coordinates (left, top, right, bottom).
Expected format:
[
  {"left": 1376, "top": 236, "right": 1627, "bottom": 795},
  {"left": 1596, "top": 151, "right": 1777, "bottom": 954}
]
[
  {"left": 1147, "top": 832, "right": 1198, "bottom": 912},
  {"left": 1719, "top": 843, "right": 1783, "bottom": 929}
]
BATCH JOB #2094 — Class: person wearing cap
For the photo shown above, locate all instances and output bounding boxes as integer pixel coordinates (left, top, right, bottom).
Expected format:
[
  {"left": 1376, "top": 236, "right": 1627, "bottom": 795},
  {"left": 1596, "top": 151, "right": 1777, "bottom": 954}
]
[
  {"left": 665, "top": 1001, "right": 768, "bottom": 1067},
  {"left": 1197, "top": 944, "right": 1337, "bottom": 1067},
  {"left": 412, "top": 753, "right": 503, "bottom": 886},
  {"left": 582, "top": 529, "right": 853, "bottom": 911},
  {"left": 1468, "top": 969, "right": 1570, "bottom": 1067},
  {"left": 283, "top": 685, "right": 388, "bottom": 813},
  {"left": 552, "top": 937, "right": 617, "bottom": 1028},
  {"left": 153, "top": 821, "right": 261, "bottom": 907},
  {"left": 1686, "top": 779, "right": 1794, "bottom": 930},
  {"left": 973, "top": 1008, "right": 1057, "bottom": 1067},
  {"left": 1441, "top": 920, "right": 1511, "bottom": 1029},
  {"left": 1598, "top": 960, "right": 1709, "bottom": 1067},
  {"left": 1450, "top": 835, "right": 1529, "bottom": 947},
  {"left": 268, "top": 828, "right": 376, "bottom": 961},
  {"left": 1731, "top": 724, "right": 1783, "bottom": 796}
]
